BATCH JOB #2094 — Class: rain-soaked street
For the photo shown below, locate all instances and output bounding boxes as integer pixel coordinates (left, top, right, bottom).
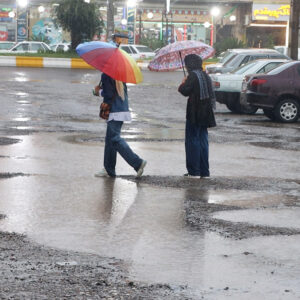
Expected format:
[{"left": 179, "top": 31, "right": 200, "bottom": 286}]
[{"left": 0, "top": 67, "right": 300, "bottom": 299}]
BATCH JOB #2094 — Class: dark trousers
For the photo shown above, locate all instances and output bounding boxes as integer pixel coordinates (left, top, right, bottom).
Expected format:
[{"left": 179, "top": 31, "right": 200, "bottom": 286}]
[
  {"left": 104, "top": 120, "right": 142, "bottom": 176},
  {"left": 185, "top": 120, "right": 210, "bottom": 177}
]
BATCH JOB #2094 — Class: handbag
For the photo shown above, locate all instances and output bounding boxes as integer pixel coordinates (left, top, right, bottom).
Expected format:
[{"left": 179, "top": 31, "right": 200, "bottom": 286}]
[{"left": 99, "top": 102, "right": 111, "bottom": 120}]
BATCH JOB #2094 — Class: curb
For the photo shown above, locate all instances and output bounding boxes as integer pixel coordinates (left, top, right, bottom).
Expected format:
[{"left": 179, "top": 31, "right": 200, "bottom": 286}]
[{"left": 0, "top": 56, "right": 215, "bottom": 70}]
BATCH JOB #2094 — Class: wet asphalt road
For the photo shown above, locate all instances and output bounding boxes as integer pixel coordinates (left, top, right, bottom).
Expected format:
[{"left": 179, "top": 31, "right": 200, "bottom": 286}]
[{"left": 0, "top": 67, "right": 300, "bottom": 299}]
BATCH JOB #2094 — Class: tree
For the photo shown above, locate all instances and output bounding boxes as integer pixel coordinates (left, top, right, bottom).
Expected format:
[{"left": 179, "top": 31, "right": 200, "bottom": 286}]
[
  {"left": 54, "top": 0, "right": 103, "bottom": 49},
  {"left": 106, "top": 0, "right": 114, "bottom": 41}
]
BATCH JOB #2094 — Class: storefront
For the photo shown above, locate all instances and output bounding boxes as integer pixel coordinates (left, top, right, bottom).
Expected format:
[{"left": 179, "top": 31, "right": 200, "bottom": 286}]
[
  {"left": 0, "top": 5, "right": 16, "bottom": 41},
  {"left": 247, "top": 3, "right": 290, "bottom": 47}
]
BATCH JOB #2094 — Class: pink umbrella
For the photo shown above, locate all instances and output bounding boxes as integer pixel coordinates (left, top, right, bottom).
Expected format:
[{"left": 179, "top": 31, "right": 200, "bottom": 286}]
[{"left": 148, "top": 40, "right": 215, "bottom": 75}]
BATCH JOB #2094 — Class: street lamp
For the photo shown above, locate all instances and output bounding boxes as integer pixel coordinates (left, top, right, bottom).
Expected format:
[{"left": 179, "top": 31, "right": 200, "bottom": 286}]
[{"left": 210, "top": 6, "right": 220, "bottom": 46}]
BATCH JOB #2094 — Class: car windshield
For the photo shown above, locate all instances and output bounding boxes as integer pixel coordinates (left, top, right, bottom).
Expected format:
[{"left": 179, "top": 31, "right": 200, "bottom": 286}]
[
  {"left": 135, "top": 46, "right": 153, "bottom": 53},
  {"left": 232, "top": 61, "right": 258, "bottom": 74},
  {"left": 219, "top": 51, "right": 236, "bottom": 64},
  {"left": 223, "top": 53, "right": 238, "bottom": 66},
  {"left": 266, "top": 61, "right": 297, "bottom": 75}
]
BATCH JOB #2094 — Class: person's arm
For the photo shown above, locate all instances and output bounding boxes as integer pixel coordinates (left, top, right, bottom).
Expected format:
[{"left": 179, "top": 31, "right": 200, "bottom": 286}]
[
  {"left": 178, "top": 73, "right": 195, "bottom": 97},
  {"left": 101, "top": 73, "right": 116, "bottom": 105}
]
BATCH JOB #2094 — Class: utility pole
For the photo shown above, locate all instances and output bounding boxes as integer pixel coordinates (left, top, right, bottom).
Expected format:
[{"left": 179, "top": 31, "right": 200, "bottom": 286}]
[
  {"left": 289, "top": 0, "right": 300, "bottom": 59},
  {"left": 106, "top": 0, "right": 114, "bottom": 41}
]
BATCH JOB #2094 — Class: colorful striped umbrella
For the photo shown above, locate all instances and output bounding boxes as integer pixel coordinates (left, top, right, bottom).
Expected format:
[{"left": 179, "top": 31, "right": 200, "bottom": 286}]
[
  {"left": 76, "top": 41, "right": 143, "bottom": 84},
  {"left": 148, "top": 40, "right": 215, "bottom": 73}
]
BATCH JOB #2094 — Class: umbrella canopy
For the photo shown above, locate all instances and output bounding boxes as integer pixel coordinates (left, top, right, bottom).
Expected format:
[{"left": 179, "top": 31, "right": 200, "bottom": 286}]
[
  {"left": 148, "top": 40, "right": 215, "bottom": 72},
  {"left": 76, "top": 41, "right": 143, "bottom": 84}
]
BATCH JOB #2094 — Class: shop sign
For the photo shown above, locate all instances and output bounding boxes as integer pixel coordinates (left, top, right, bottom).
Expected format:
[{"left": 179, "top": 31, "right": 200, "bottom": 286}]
[
  {"left": 252, "top": 4, "right": 290, "bottom": 21},
  {"left": 17, "top": 11, "right": 27, "bottom": 42},
  {"left": 127, "top": 7, "right": 135, "bottom": 44},
  {"left": 0, "top": 8, "right": 13, "bottom": 22},
  {"left": 0, "top": 25, "right": 8, "bottom": 40}
]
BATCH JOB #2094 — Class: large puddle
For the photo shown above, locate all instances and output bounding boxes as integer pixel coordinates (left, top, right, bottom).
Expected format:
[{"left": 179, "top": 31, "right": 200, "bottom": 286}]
[{"left": 0, "top": 134, "right": 300, "bottom": 297}]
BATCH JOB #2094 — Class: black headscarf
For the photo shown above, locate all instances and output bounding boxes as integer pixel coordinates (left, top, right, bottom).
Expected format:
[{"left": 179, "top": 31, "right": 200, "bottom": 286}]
[
  {"left": 184, "top": 54, "right": 216, "bottom": 106},
  {"left": 184, "top": 54, "right": 203, "bottom": 72}
]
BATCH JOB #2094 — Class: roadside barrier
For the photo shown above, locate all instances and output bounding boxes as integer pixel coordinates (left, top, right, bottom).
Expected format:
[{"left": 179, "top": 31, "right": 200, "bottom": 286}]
[{"left": 0, "top": 56, "right": 215, "bottom": 70}]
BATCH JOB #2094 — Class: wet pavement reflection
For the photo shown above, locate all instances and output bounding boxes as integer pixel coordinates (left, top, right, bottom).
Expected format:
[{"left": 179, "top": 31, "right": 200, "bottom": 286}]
[
  {"left": 0, "top": 133, "right": 299, "bottom": 297},
  {"left": 0, "top": 68, "right": 300, "bottom": 298}
]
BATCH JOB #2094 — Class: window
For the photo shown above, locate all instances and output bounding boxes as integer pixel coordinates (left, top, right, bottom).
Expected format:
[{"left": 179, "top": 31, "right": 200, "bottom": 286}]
[
  {"left": 240, "top": 55, "right": 250, "bottom": 66},
  {"left": 257, "top": 62, "right": 283, "bottom": 74},
  {"left": 129, "top": 46, "right": 137, "bottom": 54},
  {"left": 120, "top": 46, "right": 132, "bottom": 54},
  {"left": 135, "top": 46, "right": 153, "bottom": 53},
  {"left": 296, "top": 65, "right": 300, "bottom": 77},
  {"left": 13, "top": 43, "right": 29, "bottom": 51},
  {"left": 267, "top": 61, "right": 295, "bottom": 75},
  {"left": 31, "top": 43, "right": 43, "bottom": 51},
  {"left": 233, "top": 61, "right": 257, "bottom": 74}
]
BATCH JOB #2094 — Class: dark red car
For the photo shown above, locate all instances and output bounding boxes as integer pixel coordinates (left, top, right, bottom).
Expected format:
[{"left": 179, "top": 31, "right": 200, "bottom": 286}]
[{"left": 245, "top": 61, "right": 300, "bottom": 122}]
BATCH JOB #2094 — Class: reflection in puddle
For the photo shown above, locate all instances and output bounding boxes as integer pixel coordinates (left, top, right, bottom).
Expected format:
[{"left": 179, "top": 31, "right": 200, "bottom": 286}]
[
  {"left": 214, "top": 208, "right": 300, "bottom": 229},
  {"left": 13, "top": 117, "right": 31, "bottom": 122},
  {"left": 208, "top": 190, "right": 295, "bottom": 208}
]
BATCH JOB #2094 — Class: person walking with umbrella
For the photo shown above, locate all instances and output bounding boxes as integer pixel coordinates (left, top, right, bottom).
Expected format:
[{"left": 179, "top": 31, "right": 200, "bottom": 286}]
[
  {"left": 76, "top": 36, "right": 146, "bottom": 178},
  {"left": 178, "top": 54, "right": 216, "bottom": 178},
  {"left": 94, "top": 72, "right": 147, "bottom": 178}
]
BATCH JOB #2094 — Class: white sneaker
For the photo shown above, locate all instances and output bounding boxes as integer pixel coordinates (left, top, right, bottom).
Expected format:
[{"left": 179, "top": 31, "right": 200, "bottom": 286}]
[
  {"left": 136, "top": 160, "right": 147, "bottom": 178},
  {"left": 94, "top": 169, "right": 109, "bottom": 178},
  {"left": 183, "top": 173, "right": 200, "bottom": 179}
]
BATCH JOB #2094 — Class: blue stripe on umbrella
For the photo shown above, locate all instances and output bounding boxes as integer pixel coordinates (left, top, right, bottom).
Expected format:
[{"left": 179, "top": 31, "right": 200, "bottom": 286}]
[{"left": 76, "top": 41, "right": 116, "bottom": 56}]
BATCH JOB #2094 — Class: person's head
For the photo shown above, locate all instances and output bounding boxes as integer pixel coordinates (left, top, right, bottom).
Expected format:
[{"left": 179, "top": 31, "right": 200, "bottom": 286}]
[
  {"left": 112, "top": 33, "right": 129, "bottom": 46},
  {"left": 184, "top": 54, "right": 203, "bottom": 73}
]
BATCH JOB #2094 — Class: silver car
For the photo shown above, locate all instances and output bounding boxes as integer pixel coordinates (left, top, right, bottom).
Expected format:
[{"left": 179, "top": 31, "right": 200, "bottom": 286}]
[{"left": 206, "top": 49, "right": 290, "bottom": 74}]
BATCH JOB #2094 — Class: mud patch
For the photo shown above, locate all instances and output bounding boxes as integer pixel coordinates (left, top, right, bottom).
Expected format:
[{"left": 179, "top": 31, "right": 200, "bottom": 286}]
[
  {"left": 0, "top": 137, "right": 21, "bottom": 146},
  {"left": 0, "top": 231, "right": 190, "bottom": 299}
]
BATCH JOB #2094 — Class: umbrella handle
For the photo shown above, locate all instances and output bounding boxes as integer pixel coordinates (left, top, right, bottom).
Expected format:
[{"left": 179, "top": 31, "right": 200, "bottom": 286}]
[{"left": 179, "top": 51, "right": 186, "bottom": 77}]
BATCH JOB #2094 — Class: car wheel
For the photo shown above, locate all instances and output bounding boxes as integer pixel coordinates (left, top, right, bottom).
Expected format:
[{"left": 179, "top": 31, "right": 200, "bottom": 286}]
[
  {"left": 274, "top": 99, "right": 299, "bottom": 123},
  {"left": 263, "top": 109, "right": 276, "bottom": 121}
]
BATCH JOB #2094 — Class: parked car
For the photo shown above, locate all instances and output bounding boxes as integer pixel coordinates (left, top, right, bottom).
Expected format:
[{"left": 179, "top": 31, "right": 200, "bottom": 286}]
[
  {"left": 119, "top": 44, "right": 155, "bottom": 60},
  {"left": 4, "top": 41, "right": 51, "bottom": 53},
  {"left": 0, "top": 41, "right": 15, "bottom": 50},
  {"left": 210, "top": 59, "right": 288, "bottom": 113},
  {"left": 50, "top": 43, "right": 70, "bottom": 52},
  {"left": 206, "top": 49, "right": 290, "bottom": 74},
  {"left": 275, "top": 46, "right": 300, "bottom": 60},
  {"left": 243, "top": 61, "right": 300, "bottom": 123}
]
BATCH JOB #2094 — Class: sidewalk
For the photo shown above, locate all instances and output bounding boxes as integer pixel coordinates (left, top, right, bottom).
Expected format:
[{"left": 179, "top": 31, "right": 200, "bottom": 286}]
[{"left": 0, "top": 55, "right": 213, "bottom": 70}]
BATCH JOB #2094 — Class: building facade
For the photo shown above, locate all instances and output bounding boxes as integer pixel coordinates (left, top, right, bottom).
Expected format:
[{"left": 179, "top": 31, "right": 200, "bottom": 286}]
[{"left": 0, "top": 0, "right": 294, "bottom": 48}]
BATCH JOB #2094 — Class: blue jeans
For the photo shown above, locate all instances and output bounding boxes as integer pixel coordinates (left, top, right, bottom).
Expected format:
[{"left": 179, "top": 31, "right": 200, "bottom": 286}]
[
  {"left": 104, "top": 120, "right": 142, "bottom": 176},
  {"left": 185, "top": 120, "right": 210, "bottom": 177}
]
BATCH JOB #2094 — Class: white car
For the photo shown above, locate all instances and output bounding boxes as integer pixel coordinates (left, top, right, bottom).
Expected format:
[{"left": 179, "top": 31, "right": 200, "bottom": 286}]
[
  {"left": 50, "top": 43, "right": 70, "bottom": 52},
  {"left": 119, "top": 44, "right": 155, "bottom": 60},
  {"left": 210, "top": 59, "right": 288, "bottom": 113},
  {"left": 4, "top": 41, "right": 51, "bottom": 53}
]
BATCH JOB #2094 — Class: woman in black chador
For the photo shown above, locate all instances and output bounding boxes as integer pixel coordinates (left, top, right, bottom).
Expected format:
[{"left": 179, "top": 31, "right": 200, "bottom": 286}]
[{"left": 178, "top": 54, "right": 216, "bottom": 178}]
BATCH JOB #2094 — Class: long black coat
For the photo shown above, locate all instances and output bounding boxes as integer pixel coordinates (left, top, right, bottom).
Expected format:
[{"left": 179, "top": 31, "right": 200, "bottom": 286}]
[{"left": 178, "top": 72, "right": 216, "bottom": 128}]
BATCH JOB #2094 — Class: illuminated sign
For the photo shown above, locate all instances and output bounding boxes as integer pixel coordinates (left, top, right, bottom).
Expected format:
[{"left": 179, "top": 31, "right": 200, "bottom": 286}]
[{"left": 252, "top": 4, "right": 290, "bottom": 21}]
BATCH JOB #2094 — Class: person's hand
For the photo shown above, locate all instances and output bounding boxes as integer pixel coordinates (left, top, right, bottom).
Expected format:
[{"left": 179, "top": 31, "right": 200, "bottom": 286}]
[
  {"left": 93, "top": 85, "right": 100, "bottom": 96},
  {"left": 181, "top": 77, "right": 187, "bottom": 84}
]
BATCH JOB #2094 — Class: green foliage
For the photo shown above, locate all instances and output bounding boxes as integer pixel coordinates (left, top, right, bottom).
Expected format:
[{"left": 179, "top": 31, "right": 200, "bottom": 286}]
[
  {"left": 54, "top": 0, "right": 104, "bottom": 49},
  {"left": 139, "top": 37, "right": 164, "bottom": 51},
  {"left": 213, "top": 37, "right": 246, "bottom": 56}
]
